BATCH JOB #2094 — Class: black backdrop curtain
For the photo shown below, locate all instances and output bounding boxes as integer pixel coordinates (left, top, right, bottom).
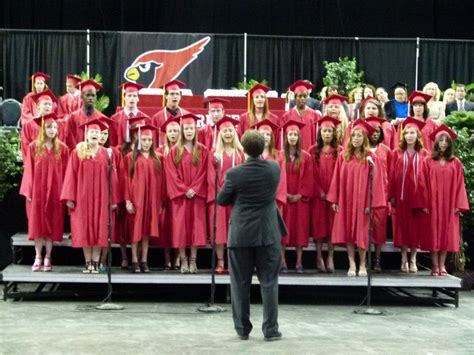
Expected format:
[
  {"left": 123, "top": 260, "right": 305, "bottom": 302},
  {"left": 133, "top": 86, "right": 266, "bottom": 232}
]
[
  {"left": 1, "top": 30, "right": 473, "bottom": 116},
  {"left": 1, "top": 30, "right": 87, "bottom": 101}
]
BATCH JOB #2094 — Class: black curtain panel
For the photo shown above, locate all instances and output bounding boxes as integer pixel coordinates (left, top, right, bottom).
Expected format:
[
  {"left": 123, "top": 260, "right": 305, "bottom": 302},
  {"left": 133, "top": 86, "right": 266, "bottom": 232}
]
[
  {"left": 211, "top": 34, "right": 245, "bottom": 90},
  {"left": 1, "top": 29, "right": 87, "bottom": 101},
  {"left": 418, "top": 40, "right": 474, "bottom": 90}
]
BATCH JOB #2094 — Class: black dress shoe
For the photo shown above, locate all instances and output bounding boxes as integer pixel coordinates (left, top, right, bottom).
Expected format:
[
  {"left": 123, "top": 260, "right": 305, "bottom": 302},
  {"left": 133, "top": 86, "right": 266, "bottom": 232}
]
[
  {"left": 264, "top": 331, "right": 282, "bottom": 341},
  {"left": 238, "top": 335, "right": 249, "bottom": 340}
]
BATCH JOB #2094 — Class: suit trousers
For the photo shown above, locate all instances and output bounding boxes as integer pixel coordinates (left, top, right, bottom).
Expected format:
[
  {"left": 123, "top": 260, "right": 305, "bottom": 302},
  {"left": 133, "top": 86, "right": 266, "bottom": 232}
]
[{"left": 228, "top": 242, "right": 281, "bottom": 337}]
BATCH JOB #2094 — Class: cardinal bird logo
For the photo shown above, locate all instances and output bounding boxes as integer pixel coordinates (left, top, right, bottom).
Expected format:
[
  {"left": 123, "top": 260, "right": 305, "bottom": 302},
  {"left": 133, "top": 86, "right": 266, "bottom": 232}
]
[{"left": 124, "top": 36, "right": 211, "bottom": 88}]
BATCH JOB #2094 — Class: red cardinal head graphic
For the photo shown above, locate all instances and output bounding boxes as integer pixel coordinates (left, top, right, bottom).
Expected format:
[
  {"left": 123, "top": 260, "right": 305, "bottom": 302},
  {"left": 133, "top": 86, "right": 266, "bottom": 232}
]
[{"left": 124, "top": 36, "right": 211, "bottom": 88}]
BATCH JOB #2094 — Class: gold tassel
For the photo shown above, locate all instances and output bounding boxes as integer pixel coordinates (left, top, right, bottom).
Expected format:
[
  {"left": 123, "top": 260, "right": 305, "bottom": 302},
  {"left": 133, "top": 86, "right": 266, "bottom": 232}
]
[{"left": 162, "top": 85, "right": 166, "bottom": 108}]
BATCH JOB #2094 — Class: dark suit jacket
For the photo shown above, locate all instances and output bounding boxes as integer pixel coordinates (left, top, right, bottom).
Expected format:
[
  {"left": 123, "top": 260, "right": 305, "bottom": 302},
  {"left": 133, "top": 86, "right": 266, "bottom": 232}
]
[
  {"left": 445, "top": 100, "right": 474, "bottom": 116},
  {"left": 217, "top": 157, "right": 287, "bottom": 248}
]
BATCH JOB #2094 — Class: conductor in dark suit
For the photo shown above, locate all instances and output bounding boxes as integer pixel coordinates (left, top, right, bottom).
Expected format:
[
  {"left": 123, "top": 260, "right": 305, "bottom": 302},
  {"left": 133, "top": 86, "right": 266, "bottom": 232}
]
[{"left": 217, "top": 130, "right": 287, "bottom": 342}]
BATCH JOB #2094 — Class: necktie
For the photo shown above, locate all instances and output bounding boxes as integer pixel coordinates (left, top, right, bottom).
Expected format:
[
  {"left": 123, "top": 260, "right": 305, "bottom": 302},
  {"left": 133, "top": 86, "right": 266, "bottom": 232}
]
[{"left": 459, "top": 101, "right": 465, "bottom": 111}]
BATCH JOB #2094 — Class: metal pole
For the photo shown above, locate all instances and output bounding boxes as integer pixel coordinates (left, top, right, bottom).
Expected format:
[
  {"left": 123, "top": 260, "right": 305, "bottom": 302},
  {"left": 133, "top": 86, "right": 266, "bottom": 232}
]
[
  {"left": 243, "top": 33, "right": 247, "bottom": 85},
  {"left": 86, "top": 29, "right": 91, "bottom": 78},
  {"left": 415, "top": 37, "right": 420, "bottom": 91}
]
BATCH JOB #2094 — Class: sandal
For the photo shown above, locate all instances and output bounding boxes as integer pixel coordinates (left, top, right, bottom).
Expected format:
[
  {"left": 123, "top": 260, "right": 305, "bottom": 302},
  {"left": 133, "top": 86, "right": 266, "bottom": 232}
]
[
  {"left": 189, "top": 257, "right": 198, "bottom": 274},
  {"left": 140, "top": 262, "right": 150, "bottom": 273},
  {"left": 215, "top": 259, "right": 226, "bottom": 274},
  {"left": 400, "top": 261, "right": 409, "bottom": 273},
  {"left": 43, "top": 257, "right": 52, "bottom": 272},
  {"left": 326, "top": 257, "right": 335, "bottom": 273},
  {"left": 409, "top": 261, "right": 418, "bottom": 273},
  {"left": 373, "top": 258, "right": 382, "bottom": 273},
  {"left": 316, "top": 258, "right": 326, "bottom": 273},
  {"left": 130, "top": 262, "right": 141, "bottom": 273},
  {"left": 439, "top": 267, "right": 448, "bottom": 276},
  {"left": 82, "top": 262, "right": 92, "bottom": 274},
  {"left": 431, "top": 266, "right": 440, "bottom": 276},
  {"left": 180, "top": 257, "right": 190, "bottom": 274},
  {"left": 32, "top": 257, "right": 42, "bottom": 272},
  {"left": 90, "top": 261, "right": 100, "bottom": 274}
]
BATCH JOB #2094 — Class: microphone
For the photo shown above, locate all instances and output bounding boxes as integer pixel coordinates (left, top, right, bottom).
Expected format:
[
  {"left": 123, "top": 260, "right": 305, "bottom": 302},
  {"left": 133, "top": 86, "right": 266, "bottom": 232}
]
[
  {"left": 366, "top": 155, "right": 375, "bottom": 166},
  {"left": 107, "top": 147, "right": 112, "bottom": 160}
]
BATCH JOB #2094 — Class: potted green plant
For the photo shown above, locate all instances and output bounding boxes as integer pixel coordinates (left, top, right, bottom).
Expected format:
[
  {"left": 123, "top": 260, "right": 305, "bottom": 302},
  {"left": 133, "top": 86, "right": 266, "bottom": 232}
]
[
  {"left": 0, "top": 129, "right": 23, "bottom": 202},
  {"left": 322, "top": 57, "right": 364, "bottom": 95}
]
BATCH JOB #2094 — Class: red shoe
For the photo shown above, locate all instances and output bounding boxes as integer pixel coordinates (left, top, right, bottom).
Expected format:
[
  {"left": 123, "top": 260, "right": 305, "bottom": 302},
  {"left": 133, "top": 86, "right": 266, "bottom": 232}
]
[
  {"left": 431, "top": 266, "right": 440, "bottom": 276},
  {"left": 439, "top": 268, "right": 448, "bottom": 276},
  {"left": 43, "top": 257, "right": 53, "bottom": 272},
  {"left": 215, "top": 265, "right": 227, "bottom": 274},
  {"left": 32, "top": 258, "right": 42, "bottom": 272}
]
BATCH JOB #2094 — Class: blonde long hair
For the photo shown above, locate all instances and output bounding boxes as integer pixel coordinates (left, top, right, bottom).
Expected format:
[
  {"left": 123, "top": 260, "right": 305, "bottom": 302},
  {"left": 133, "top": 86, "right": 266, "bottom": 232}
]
[
  {"left": 34, "top": 122, "right": 61, "bottom": 160},
  {"left": 175, "top": 125, "right": 201, "bottom": 166},
  {"left": 248, "top": 96, "right": 270, "bottom": 127},
  {"left": 324, "top": 104, "right": 349, "bottom": 143},
  {"left": 344, "top": 128, "right": 370, "bottom": 162},
  {"left": 214, "top": 127, "right": 243, "bottom": 157}
]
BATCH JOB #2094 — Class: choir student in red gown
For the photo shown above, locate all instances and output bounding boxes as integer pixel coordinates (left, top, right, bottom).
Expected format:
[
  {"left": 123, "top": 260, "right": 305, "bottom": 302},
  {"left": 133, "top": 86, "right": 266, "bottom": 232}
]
[
  {"left": 57, "top": 75, "right": 83, "bottom": 120},
  {"left": 207, "top": 116, "right": 244, "bottom": 274},
  {"left": 198, "top": 98, "right": 229, "bottom": 150},
  {"left": 152, "top": 80, "right": 189, "bottom": 146},
  {"left": 20, "top": 113, "right": 69, "bottom": 272},
  {"left": 322, "top": 94, "right": 350, "bottom": 144},
  {"left": 280, "top": 80, "right": 320, "bottom": 150},
  {"left": 21, "top": 72, "right": 51, "bottom": 125},
  {"left": 65, "top": 79, "right": 110, "bottom": 149},
  {"left": 238, "top": 84, "right": 280, "bottom": 139},
  {"left": 422, "top": 125, "right": 469, "bottom": 276},
  {"left": 251, "top": 119, "right": 288, "bottom": 272},
  {"left": 407, "top": 91, "right": 438, "bottom": 151},
  {"left": 109, "top": 82, "right": 150, "bottom": 147},
  {"left": 280, "top": 120, "right": 313, "bottom": 273},
  {"left": 123, "top": 124, "right": 165, "bottom": 273},
  {"left": 21, "top": 89, "right": 58, "bottom": 160},
  {"left": 389, "top": 117, "right": 430, "bottom": 273},
  {"left": 327, "top": 120, "right": 386, "bottom": 277},
  {"left": 156, "top": 117, "right": 181, "bottom": 270},
  {"left": 164, "top": 113, "right": 208, "bottom": 274},
  {"left": 366, "top": 116, "right": 391, "bottom": 272},
  {"left": 61, "top": 118, "right": 120, "bottom": 274},
  {"left": 309, "top": 116, "right": 341, "bottom": 273}
]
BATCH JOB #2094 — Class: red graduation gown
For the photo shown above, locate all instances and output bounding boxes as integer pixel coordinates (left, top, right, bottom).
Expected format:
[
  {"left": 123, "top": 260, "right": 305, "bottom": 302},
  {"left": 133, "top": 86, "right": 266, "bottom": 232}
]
[
  {"left": 19, "top": 142, "right": 69, "bottom": 241},
  {"left": 60, "top": 146, "right": 120, "bottom": 247},
  {"left": 65, "top": 109, "right": 109, "bottom": 149},
  {"left": 20, "top": 93, "right": 37, "bottom": 125},
  {"left": 207, "top": 148, "right": 244, "bottom": 245},
  {"left": 152, "top": 107, "right": 189, "bottom": 146},
  {"left": 381, "top": 121, "right": 399, "bottom": 150},
  {"left": 281, "top": 108, "right": 320, "bottom": 150},
  {"left": 327, "top": 153, "right": 386, "bottom": 249},
  {"left": 421, "top": 157, "right": 469, "bottom": 252},
  {"left": 282, "top": 151, "right": 314, "bottom": 246},
  {"left": 109, "top": 109, "right": 151, "bottom": 148},
  {"left": 164, "top": 143, "right": 208, "bottom": 248},
  {"left": 20, "top": 119, "right": 67, "bottom": 160},
  {"left": 109, "top": 146, "right": 129, "bottom": 245},
  {"left": 123, "top": 152, "right": 165, "bottom": 242},
  {"left": 198, "top": 124, "right": 218, "bottom": 150},
  {"left": 420, "top": 118, "right": 438, "bottom": 151},
  {"left": 371, "top": 143, "right": 391, "bottom": 245},
  {"left": 389, "top": 149, "right": 430, "bottom": 248},
  {"left": 57, "top": 93, "right": 83, "bottom": 120},
  {"left": 309, "top": 145, "right": 341, "bottom": 240},
  {"left": 237, "top": 112, "right": 280, "bottom": 140}
]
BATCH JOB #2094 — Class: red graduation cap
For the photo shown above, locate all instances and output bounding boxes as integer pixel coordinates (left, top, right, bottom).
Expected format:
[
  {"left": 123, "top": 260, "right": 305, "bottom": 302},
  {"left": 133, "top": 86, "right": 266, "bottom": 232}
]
[
  {"left": 80, "top": 118, "right": 109, "bottom": 132},
  {"left": 323, "top": 94, "right": 348, "bottom": 105},
  {"left": 281, "top": 119, "right": 306, "bottom": 133},
  {"left": 364, "top": 116, "right": 386, "bottom": 127},
  {"left": 31, "top": 72, "right": 50, "bottom": 82},
  {"left": 164, "top": 79, "right": 186, "bottom": 91},
  {"left": 130, "top": 124, "right": 158, "bottom": 149},
  {"left": 203, "top": 97, "right": 230, "bottom": 109},
  {"left": 248, "top": 83, "right": 271, "bottom": 97},
  {"left": 66, "top": 75, "right": 82, "bottom": 84},
  {"left": 33, "top": 112, "right": 59, "bottom": 127},
  {"left": 317, "top": 116, "right": 341, "bottom": 129},
  {"left": 178, "top": 113, "right": 200, "bottom": 126},
  {"left": 160, "top": 116, "right": 181, "bottom": 133},
  {"left": 215, "top": 116, "right": 239, "bottom": 130},
  {"left": 288, "top": 80, "right": 314, "bottom": 94},
  {"left": 78, "top": 79, "right": 102, "bottom": 92},
  {"left": 407, "top": 91, "right": 432, "bottom": 104},
  {"left": 251, "top": 118, "right": 279, "bottom": 134},
  {"left": 119, "top": 82, "right": 144, "bottom": 93},
  {"left": 124, "top": 115, "right": 148, "bottom": 142},
  {"left": 400, "top": 117, "right": 426, "bottom": 131},
  {"left": 429, "top": 124, "right": 457, "bottom": 141},
  {"left": 31, "top": 89, "right": 57, "bottom": 104},
  {"left": 351, "top": 119, "right": 376, "bottom": 136}
]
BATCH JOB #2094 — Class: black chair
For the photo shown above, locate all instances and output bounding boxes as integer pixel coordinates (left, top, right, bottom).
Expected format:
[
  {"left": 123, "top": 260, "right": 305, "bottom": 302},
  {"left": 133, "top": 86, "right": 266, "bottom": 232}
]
[{"left": 0, "top": 98, "right": 22, "bottom": 128}]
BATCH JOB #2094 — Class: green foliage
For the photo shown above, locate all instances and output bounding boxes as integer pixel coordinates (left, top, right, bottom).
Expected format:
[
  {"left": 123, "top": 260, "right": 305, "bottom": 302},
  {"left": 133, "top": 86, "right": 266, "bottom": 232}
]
[
  {"left": 233, "top": 79, "right": 269, "bottom": 90},
  {"left": 0, "top": 129, "right": 23, "bottom": 202},
  {"left": 323, "top": 57, "right": 364, "bottom": 95},
  {"left": 76, "top": 71, "right": 109, "bottom": 113},
  {"left": 443, "top": 111, "right": 474, "bottom": 130}
]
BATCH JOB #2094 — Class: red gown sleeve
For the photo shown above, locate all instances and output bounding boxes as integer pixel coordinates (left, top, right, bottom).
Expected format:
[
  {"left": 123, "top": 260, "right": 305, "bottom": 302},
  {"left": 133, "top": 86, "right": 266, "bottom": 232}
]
[
  {"left": 207, "top": 149, "right": 217, "bottom": 204},
  {"left": 190, "top": 146, "right": 209, "bottom": 199},
  {"left": 164, "top": 148, "right": 190, "bottom": 200},
  {"left": 300, "top": 152, "right": 314, "bottom": 201},
  {"left": 326, "top": 155, "right": 343, "bottom": 204},
  {"left": 367, "top": 153, "right": 387, "bottom": 209},
  {"left": 60, "top": 150, "right": 79, "bottom": 203},
  {"left": 19, "top": 143, "right": 35, "bottom": 199},
  {"left": 454, "top": 158, "right": 469, "bottom": 212}
]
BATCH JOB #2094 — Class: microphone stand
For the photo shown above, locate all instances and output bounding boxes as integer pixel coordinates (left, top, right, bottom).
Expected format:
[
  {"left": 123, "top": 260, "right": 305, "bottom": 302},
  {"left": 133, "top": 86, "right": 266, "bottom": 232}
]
[
  {"left": 96, "top": 148, "right": 123, "bottom": 311},
  {"left": 198, "top": 156, "right": 225, "bottom": 313},
  {"left": 355, "top": 157, "right": 384, "bottom": 316}
]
